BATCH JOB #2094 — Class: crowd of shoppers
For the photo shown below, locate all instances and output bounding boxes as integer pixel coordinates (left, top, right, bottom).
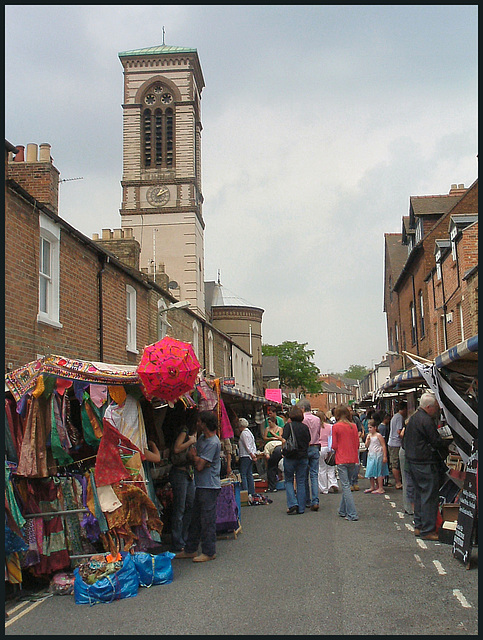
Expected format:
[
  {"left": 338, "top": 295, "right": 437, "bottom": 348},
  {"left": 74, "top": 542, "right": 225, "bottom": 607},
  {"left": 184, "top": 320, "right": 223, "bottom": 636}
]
[{"left": 171, "top": 390, "right": 449, "bottom": 566}]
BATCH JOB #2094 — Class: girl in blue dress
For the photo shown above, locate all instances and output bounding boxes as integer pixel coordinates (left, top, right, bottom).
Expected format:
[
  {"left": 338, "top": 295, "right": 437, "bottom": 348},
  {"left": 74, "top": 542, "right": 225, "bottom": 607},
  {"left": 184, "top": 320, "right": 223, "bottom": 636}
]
[{"left": 364, "top": 420, "right": 389, "bottom": 494}]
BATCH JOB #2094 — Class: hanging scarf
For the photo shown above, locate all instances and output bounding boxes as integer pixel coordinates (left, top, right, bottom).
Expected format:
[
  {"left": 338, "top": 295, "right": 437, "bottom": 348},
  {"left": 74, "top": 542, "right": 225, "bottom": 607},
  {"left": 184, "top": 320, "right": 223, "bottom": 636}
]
[
  {"left": 16, "top": 397, "right": 50, "bottom": 478},
  {"left": 94, "top": 419, "right": 143, "bottom": 487},
  {"left": 50, "top": 395, "right": 74, "bottom": 466}
]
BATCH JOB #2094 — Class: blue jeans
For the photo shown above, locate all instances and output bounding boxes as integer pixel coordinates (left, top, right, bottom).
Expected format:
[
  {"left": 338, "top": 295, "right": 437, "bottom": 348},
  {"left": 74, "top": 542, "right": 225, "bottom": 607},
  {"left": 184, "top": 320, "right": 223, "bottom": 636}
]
[
  {"left": 239, "top": 456, "right": 255, "bottom": 495},
  {"left": 284, "top": 456, "right": 309, "bottom": 513},
  {"left": 304, "top": 445, "right": 321, "bottom": 505},
  {"left": 350, "top": 462, "right": 360, "bottom": 486},
  {"left": 185, "top": 487, "right": 220, "bottom": 557},
  {"left": 337, "top": 464, "right": 358, "bottom": 520},
  {"left": 169, "top": 466, "right": 195, "bottom": 551},
  {"left": 408, "top": 461, "right": 440, "bottom": 536}
]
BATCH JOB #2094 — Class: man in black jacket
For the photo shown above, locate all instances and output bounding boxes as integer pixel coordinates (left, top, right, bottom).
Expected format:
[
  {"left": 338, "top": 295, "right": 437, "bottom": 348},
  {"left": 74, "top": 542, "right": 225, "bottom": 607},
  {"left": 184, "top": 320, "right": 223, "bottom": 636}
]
[{"left": 404, "top": 393, "right": 449, "bottom": 541}]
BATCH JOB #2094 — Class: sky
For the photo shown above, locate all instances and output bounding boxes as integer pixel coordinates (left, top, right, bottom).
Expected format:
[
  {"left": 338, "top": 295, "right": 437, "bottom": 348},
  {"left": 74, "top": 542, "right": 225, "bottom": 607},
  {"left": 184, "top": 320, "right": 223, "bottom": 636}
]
[{"left": 5, "top": 5, "right": 478, "bottom": 374}]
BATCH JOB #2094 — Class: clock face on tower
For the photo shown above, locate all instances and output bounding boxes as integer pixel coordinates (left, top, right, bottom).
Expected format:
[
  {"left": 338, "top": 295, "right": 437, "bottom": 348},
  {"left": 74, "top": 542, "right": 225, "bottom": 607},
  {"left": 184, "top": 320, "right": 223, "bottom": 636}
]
[{"left": 147, "top": 185, "right": 170, "bottom": 207}]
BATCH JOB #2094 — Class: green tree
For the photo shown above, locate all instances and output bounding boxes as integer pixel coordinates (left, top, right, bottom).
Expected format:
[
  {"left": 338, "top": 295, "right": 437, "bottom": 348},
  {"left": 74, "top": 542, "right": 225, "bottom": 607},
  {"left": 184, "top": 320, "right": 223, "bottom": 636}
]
[
  {"left": 262, "top": 341, "right": 321, "bottom": 393},
  {"left": 342, "top": 364, "right": 369, "bottom": 381}
]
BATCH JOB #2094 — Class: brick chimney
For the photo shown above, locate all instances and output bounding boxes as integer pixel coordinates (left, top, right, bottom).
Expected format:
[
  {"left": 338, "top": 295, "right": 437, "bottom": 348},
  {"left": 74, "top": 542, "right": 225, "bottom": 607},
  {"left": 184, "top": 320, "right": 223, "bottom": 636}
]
[
  {"left": 449, "top": 183, "right": 466, "bottom": 197},
  {"left": 92, "top": 228, "right": 141, "bottom": 271},
  {"left": 8, "top": 142, "right": 60, "bottom": 214}
]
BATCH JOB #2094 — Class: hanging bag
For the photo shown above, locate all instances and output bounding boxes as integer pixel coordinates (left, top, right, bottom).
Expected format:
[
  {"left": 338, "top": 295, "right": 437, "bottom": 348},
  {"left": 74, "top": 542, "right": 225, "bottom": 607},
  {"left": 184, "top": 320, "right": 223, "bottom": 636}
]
[
  {"left": 325, "top": 450, "right": 336, "bottom": 466},
  {"left": 282, "top": 423, "right": 298, "bottom": 458}
]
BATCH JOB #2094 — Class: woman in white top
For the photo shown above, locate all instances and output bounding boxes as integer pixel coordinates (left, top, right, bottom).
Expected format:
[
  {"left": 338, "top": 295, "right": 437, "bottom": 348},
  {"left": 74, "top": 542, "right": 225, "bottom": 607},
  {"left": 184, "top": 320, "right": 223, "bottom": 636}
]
[
  {"left": 237, "top": 418, "right": 257, "bottom": 496},
  {"left": 316, "top": 411, "right": 339, "bottom": 494}
]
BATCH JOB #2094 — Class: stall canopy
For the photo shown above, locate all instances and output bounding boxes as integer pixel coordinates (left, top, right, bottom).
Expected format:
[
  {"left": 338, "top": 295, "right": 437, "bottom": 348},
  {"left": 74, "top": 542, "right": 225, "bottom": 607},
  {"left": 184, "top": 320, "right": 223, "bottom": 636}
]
[
  {"left": 378, "top": 335, "right": 478, "bottom": 463},
  {"left": 408, "top": 335, "right": 478, "bottom": 464},
  {"left": 5, "top": 355, "right": 139, "bottom": 402},
  {"left": 219, "top": 384, "right": 279, "bottom": 406}
]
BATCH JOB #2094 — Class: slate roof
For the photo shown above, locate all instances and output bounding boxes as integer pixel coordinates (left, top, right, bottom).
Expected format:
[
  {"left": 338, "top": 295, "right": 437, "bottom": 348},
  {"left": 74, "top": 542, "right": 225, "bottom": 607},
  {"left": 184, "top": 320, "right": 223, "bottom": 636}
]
[{"left": 410, "top": 194, "right": 463, "bottom": 217}]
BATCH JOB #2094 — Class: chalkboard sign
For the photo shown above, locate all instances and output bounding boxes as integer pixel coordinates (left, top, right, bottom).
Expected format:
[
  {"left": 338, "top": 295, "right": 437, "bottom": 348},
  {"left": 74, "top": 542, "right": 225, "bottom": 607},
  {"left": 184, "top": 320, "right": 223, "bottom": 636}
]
[{"left": 452, "top": 441, "right": 478, "bottom": 568}]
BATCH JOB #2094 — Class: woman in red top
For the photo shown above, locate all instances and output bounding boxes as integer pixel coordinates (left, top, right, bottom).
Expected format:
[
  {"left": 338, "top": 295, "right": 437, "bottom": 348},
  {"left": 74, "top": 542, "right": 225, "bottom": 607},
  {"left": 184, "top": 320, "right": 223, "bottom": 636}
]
[{"left": 331, "top": 405, "right": 360, "bottom": 521}]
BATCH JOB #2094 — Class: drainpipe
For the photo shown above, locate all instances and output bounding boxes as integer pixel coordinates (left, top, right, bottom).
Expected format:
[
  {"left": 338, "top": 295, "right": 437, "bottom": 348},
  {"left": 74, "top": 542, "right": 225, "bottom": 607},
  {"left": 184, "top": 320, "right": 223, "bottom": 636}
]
[{"left": 97, "top": 255, "right": 108, "bottom": 361}]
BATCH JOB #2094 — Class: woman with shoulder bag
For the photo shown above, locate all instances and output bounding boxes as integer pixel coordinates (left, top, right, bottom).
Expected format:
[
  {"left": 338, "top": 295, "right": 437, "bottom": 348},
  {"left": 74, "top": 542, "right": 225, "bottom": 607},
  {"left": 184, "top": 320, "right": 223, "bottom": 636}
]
[
  {"left": 282, "top": 405, "right": 311, "bottom": 515},
  {"left": 169, "top": 419, "right": 198, "bottom": 553}
]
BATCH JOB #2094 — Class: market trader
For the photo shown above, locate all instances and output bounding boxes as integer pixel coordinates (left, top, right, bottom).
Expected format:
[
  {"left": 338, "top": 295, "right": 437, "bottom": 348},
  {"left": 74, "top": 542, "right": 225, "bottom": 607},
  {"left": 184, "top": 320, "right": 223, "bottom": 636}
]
[
  {"left": 174, "top": 411, "right": 221, "bottom": 562},
  {"left": 403, "top": 393, "right": 449, "bottom": 541}
]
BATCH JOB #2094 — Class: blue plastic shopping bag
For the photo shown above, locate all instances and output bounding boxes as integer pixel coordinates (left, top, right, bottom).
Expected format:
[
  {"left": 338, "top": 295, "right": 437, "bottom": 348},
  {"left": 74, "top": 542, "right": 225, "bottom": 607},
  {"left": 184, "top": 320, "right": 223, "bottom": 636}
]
[
  {"left": 74, "top": 552, "right": 139, "bottom": 605},
  {"left": 131, "top": 551, "right": 175, "bottom": 587}
]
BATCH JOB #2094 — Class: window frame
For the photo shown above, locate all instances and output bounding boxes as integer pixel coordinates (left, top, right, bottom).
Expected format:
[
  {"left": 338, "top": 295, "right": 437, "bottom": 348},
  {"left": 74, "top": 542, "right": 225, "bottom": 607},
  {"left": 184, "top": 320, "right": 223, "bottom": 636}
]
[
  {"left": 410, "top": 302, "right": 417, "bottom": 345},
  {"left": 126, "top": 284, "right": 138, "bottom": 354},
  {"left": 142, "top": 84, "right": 175, "bottom": 170},
  {"left": 37, "top": 213, "right": 62, "bottom": 328},
  {"left": 192, "top": 320, "right": 199, "bottom": 359},
  {"left": 207, "top": 330, "right": 214, "bottom": 376},
  {"left": 418, "top": 290, "right": 425, "bottom": 338}
]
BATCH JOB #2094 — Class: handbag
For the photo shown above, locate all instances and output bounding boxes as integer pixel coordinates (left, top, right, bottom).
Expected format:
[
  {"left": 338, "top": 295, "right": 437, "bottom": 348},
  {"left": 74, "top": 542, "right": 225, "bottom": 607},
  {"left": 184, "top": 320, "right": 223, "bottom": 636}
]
[
  {"left": 282, "top": 423, "right": 298, "bottom": 458},
  {"left": 325, "top": 449, "right": 336, "bottom": 466}
]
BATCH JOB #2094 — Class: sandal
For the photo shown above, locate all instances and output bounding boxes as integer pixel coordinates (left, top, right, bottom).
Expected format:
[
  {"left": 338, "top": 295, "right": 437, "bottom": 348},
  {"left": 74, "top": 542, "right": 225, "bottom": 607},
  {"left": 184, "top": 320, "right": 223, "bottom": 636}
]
[{"left": 364, "top": 488, "right": 373, "bottom": 493}]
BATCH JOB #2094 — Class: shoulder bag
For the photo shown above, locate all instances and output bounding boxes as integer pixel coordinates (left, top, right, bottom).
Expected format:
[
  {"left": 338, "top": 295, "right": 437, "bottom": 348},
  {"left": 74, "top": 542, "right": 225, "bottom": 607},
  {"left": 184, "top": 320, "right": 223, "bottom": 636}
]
[
  {"left": 281, "top": 423, "right": 298, "bottom": 458},
  {"left": 325, "top": 449, "right": 336, "bottom": 466}
]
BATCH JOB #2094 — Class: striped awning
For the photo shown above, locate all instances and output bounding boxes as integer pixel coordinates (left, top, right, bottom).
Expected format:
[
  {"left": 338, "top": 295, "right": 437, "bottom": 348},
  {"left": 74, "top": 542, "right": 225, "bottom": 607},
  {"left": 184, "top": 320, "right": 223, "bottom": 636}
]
[
  {"left": 434, "top": 334, "right": 478, "bottom": 370},
  {"left": 377, "top": 335, "right": 478, "bottom": 462},
  {"left": 380, "top": 334, "right": 478, "bottom": 393},
  {"left": 380, "top": 365, "right": 425, "bottom": 391},
  {"left": 412, "top": 359, "right": 477, "bottom": 463}
]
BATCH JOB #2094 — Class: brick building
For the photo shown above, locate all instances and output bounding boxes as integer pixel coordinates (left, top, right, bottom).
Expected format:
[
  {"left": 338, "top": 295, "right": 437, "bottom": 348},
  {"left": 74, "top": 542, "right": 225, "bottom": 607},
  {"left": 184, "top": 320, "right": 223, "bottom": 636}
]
[
  {"left": 305, "top": 374, "right": 360, "bottom": 416},
  {"left": 384, "top": 183, "right": 477, "bottom": 376},
  {"left": 383, "top": 180, "right": 478, "bottom": 379},
  {"left": 425, "top": 181, "right": 478, "bottom": 354},
  {"left": 5, "top": 140, "right": 253, "bottom": 394}
]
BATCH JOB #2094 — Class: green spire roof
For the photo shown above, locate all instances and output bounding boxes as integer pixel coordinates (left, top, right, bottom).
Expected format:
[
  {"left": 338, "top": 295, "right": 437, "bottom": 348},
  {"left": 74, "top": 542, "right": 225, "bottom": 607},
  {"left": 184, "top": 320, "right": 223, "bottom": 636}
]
[{"left": 119, "top": 45, "right": 197, "bottom": 58}]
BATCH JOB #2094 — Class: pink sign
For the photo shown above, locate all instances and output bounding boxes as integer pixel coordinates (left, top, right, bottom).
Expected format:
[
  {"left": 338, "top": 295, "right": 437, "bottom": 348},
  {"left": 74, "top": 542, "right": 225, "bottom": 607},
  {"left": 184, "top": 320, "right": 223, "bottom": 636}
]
[{"left": 265, "top": 388, "right": 282, "bottom": 404}]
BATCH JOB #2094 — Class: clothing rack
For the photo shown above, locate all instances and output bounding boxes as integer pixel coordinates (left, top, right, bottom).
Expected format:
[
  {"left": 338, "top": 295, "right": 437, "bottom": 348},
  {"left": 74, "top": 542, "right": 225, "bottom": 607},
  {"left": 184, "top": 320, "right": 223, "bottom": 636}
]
[{"left": 24, "top": 508, "right": 88, "bottom": 518}]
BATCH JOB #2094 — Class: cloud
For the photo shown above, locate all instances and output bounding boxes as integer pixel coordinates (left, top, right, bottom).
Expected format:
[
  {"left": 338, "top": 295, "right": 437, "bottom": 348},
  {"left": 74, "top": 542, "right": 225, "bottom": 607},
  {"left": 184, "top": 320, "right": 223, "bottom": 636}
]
[{"left": 5, "top": 5, "right": 477, "bottom": 373}]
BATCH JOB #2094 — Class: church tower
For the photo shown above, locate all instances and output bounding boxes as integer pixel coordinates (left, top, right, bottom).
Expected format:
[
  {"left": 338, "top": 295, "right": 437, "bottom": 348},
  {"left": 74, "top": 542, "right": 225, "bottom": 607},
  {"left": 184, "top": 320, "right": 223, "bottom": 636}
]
[{"left": 118, "top": 45, "right": 205, "bottom": 316}]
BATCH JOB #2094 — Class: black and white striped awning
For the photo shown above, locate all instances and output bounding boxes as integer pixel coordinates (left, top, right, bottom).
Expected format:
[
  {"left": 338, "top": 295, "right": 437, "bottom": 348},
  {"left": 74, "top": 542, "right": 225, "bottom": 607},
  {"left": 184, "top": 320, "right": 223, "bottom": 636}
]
[{"left": 410, "top": 356, "right": 478, "bottom": 463}]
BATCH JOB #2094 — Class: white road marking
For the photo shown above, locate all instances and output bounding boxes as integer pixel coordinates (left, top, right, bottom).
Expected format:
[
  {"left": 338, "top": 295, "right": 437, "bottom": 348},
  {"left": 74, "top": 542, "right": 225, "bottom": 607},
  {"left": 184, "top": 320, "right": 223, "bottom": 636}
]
[
  {"left": 416, "top": 538, "right": 428, "bottom": 550},
  {"left": 5, "top": 597, "right": 49, "bottom": 628},
  {"left": 433, "top": 560, "right": 447, "bottom": 575},
  {"left": 396, "top": 511, "right": 405, "bottom": 519},
  {"left": 389, "top": 501, "right": 396, "bottom": 508},
  {"left": 405, "top": 523, "right": 414, "bottom": 532},
  {"left": 6, "top": 601, "right": 30, "bottom": 615},
  {"left": 414, "top": 553, "right": 425, "bottom": 568},
  {"left": 453, "top": 589, "right": 472, "bottom": 608}
]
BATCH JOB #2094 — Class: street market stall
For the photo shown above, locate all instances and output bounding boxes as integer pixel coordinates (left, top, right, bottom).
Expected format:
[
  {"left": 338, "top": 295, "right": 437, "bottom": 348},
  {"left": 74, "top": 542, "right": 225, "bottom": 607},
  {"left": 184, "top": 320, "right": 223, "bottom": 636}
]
[
  {"left": 4, "top": 341, "right": 280, "bottom": 591},
  {"left": 375, "top": 335, "right": 478, "bottom": 563}
]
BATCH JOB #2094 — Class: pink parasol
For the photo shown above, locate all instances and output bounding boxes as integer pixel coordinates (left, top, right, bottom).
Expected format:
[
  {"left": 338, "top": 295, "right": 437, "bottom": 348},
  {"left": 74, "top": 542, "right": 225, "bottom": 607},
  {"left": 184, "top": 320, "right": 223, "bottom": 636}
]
[{"left": 137, "top": 336, "right": 201, "bottom": 402}]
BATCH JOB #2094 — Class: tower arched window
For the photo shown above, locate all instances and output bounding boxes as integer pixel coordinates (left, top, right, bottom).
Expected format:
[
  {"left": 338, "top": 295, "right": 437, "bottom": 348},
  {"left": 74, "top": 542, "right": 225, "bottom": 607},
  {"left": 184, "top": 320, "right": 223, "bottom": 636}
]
[{"left": 142, "top": 83, "right": 175, "bottom": 169}]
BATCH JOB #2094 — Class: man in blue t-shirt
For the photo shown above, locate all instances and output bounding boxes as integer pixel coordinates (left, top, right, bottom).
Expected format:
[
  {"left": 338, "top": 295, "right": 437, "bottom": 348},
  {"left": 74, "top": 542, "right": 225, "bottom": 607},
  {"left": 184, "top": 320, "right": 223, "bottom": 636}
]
[{"left": 174, "top": 411, "right": 221, "bottom": 562}]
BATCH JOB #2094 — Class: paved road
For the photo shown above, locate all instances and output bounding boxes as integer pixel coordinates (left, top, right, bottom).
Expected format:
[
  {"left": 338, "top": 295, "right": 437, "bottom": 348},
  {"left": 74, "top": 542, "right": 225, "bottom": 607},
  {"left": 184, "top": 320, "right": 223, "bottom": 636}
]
[{"left": 5, "top": 479, "right": 478, "bottom": 635}]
